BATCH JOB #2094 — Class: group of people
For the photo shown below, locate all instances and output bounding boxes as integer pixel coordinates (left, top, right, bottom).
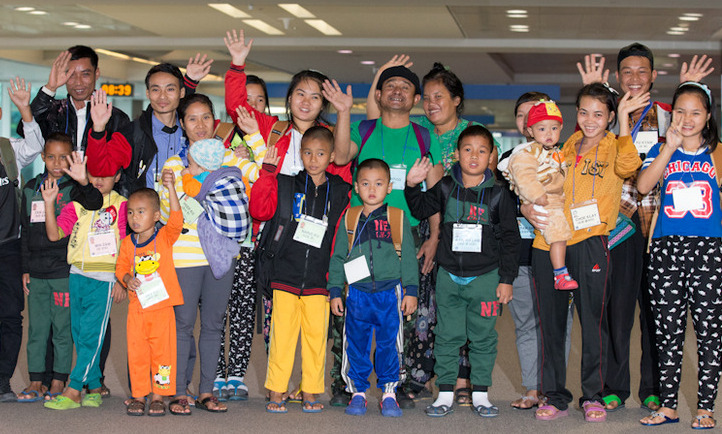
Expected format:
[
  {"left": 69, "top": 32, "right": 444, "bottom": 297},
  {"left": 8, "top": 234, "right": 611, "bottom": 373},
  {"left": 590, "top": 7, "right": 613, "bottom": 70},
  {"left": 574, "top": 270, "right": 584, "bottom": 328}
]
[{"left": 0, "top": 27, "right": 720, "bottom": 429}]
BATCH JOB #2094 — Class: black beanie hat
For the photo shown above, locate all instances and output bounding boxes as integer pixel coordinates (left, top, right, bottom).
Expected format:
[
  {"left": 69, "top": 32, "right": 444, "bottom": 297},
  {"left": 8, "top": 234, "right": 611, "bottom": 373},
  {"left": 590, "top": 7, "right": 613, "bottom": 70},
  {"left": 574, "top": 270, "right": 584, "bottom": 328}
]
[{"left": 376, "top": 66, "right": 421, "bottom": 95}]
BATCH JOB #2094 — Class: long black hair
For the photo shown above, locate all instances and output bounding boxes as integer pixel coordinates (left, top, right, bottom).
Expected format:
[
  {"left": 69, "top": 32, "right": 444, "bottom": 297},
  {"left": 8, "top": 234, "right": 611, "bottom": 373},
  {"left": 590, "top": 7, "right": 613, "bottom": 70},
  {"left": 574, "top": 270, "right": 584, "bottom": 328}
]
[
  {"left": 575, "top": 83, "right": 618, "bottom": 129},
  {"left": 672, "top": 82, "right": 719, "bottom": 153},
  {"left": 285, "top": 70, "right": 330, "bottom": 127}
]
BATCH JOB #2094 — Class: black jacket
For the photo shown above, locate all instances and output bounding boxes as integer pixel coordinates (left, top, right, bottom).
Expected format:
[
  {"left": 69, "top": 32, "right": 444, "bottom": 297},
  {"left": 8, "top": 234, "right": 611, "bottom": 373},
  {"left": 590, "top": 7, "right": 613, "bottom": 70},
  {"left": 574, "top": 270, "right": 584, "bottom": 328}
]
[
  {"left": 120, "top": 106, "right": 158, "bottom": 197},
  {"left": 0, "top": 161, "right": 20, "bottom": 246},
  {"left": 405, "top": 164, "right": 520, "bottom": 283}
]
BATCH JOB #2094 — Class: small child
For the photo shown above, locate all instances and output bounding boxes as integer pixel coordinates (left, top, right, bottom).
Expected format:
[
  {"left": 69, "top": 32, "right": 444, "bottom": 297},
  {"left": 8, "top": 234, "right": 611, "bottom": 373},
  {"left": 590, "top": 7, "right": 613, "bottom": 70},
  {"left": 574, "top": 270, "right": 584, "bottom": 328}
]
[
  {"left": 249, "top": 126, "right": 350, "bottom": 414},
  {"left": 327, "top": 158, "right": 418, "bottom": 418},
  {"left": 42, "top": 129, "right": 131, "bottom": 410},
  {"left": 505, "top": 101, "right": 578, "bottom": 290},
  {"left": 404, "top": 125, "right": 520, "bottom": 418},
  {"left": 18, "top": 133, "right": 103, "bottom": 402},
  {"left": 182, "top": 138, "right": 226, "bottom": 197},
  {"left": 116, "top": 172, "right": 183, "bottom": 416}
]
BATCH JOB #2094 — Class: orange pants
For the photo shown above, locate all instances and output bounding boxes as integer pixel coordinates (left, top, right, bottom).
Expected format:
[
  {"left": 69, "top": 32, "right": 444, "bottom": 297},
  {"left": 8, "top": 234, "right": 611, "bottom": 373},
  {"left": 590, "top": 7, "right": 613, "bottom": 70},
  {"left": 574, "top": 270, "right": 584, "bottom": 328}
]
[{"left": 127, "top": 304, "right": 177, "bottom": 397}]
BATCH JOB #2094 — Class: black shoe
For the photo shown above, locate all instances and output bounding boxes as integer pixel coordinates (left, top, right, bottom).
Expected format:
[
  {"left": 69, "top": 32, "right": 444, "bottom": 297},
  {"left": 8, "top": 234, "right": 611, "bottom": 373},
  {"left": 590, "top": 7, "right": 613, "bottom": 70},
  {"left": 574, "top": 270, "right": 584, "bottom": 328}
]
[
  {"left": 330, "top": 389, "right": 351, "bottom": 407},
  {"left": 396, "top": 389, "right": 415, "bottom": 409},
  {"left": 0, "top": 377, "right": 16, "bottom": 403}
]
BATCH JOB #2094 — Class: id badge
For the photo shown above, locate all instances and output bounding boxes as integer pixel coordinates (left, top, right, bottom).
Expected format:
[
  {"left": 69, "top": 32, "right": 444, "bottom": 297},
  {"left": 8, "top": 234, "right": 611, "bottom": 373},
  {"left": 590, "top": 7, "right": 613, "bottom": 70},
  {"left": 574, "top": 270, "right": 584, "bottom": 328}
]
[
  {"left": 452, "top": 223, "right": 482, "bottom": 252},
  {"left": 672, "top": 186, "right": 704, "bottom": 211},
  {"left": 389, "top": 164, "right": 407, "bottom": 191},
  {"left": 31, "top": 200, "right": 46, "bottom": 223},
  {"left": 634, "top": 131, "right": 658, "bottom": 154},
  {"left": 344, "top": 255, "right": 371, "bottom": 284},
  {"left": 517, "top": 217, "right": 535, "bottom": 239},
  {"left": 88, "top": 231, "right": 117, "bottom": 257},
  {"left": 292, "top": 214, "right": 328, "bottom": 248},
  {"left": 179, "top": 193, "right": 204, "bottom": 223},
  {"left": 135, "top": 272, "right": 170, "bottom": 309},
  {"left": 570, "top": 199, "right": 601, "bottom": 231}
]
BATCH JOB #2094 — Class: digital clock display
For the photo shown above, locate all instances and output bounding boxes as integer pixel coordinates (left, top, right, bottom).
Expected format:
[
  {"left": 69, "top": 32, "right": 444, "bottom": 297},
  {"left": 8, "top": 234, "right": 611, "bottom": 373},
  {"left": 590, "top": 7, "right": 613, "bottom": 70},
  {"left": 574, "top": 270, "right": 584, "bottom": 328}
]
[{"left": 101, "top": 83, "right": 134, "bottom": 97}]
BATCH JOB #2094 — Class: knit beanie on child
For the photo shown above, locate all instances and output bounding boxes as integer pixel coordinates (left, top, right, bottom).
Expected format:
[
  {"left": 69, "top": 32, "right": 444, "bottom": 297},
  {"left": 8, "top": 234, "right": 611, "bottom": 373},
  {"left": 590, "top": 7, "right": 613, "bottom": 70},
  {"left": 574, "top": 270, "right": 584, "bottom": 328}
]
[
  {"left": 526, "top": 101, "right": 563, "bottom": 128},
  {"left": 190, "top": 138, "right": 225, "bottom": 171}
]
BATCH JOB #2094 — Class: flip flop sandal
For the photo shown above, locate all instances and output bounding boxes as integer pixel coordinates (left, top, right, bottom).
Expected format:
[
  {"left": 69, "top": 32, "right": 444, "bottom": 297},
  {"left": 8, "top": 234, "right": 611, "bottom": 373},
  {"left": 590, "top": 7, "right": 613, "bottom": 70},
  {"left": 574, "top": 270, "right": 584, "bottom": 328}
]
[
  {"left": 196, "top": 396, "right": 227, "bottom": 413},
  {"left": 640, "top": 411, "right": 679, "bottom": 426},
  {"left": 511, "top": 395, "right": 539, "bottom": 410},
  {"left": 582, "top": 401, "right": 607, "bottom": 422},
  {"left": 454, "top": 388, "right": 472, "bottom": 407},
  {"left": 126, "top": 399, "right": 146, "bottom": 416},
  {"left": 287, "top": 388, "right": 303, "bottom": 404},
  {"left": 602, "top": 394, "right": 625, "bottom": 412},
  {"left": 148, "top": 400, "right": 166, "bottom": 417},
  {"left": 425, "top": 404, "right": 453, "bottom": 417},
  {"left": 169, "top": 398, "right": 191, "bottom": 416},
  {"left": 17, "top": 389, "right": 44, "bottom": 403},
  {"left": 535, "top": 404, "right": 569, "bottom": 421},
  {"left": 213, "top": 380, "right": 228, "bottom": 402},
  {"left": 641, "top": 395, "right": 661, "bottom": 411},
  {"left": 44, "top": 395, "right": 81, "bottom": 410},
  {"left": 266, "top": 400, "right": 288, "bottom": 414},
  {"left": 473, "top": 404, "right": 499, "bottom": 418},
  {"left": 44, "top": 392, "right": 61, "bottom": 401},
  {"left": 226, "top": 378, "right": 248, "bottom": 401},
  {"left": 692, "top": 414, "right": 716, "bottom": 430},
  {"left": 302, "top": 400, "right": 324, "bottom": 413}
]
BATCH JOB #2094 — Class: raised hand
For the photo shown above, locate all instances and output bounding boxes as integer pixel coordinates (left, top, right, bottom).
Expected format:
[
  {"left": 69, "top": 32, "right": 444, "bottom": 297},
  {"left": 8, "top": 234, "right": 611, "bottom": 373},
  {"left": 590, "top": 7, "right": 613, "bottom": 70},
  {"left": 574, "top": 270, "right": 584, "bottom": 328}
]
[
  {"left": 8, "top": 77, "right": 31, "bottom": 109},
  {"left": 64, "top": 152, "right": 89, "bottom": 185},
  {"left": 680, "top": 54, "right": 714, "bottom": 83},
  {"left": 263, "top": 145, "right": 280, "bottom": 167},
  {"left": 224, "top": 29, "right": 253, "bottom": 66},
  {"left": 90, "top": 89, "right": 113, "bottom": 132},
  {"left": 322, "top": 79, "right": 353, "bottom": 114},
  {"left": 235, "top": 106, "right": 259, "bottom": 133},
  {"left": 186, "top": 53, "right": 214, "bottom": 82},
  {"left": 47, "top": 51, "right": 72, "bottom": 92},
  {"left": 576, "top": 54, "right": 609, "bottom": 85},
  {"left": 379, "top": 54, "right": 413, "bottom": 74},
  {"left": 41, "top": 178, "right": 59, "bottom": 203},
  {"left": 161, "top": 169, "right": 176, "bottom": 189},
  {"left": 618, "top": 91, "right": 651, "bottom": 119},
  {"left": 665, "top": 115, "right": 684, "bottom": 150},
  {"left": 405, "top": 157, "right": 433, "bottom": 187}
]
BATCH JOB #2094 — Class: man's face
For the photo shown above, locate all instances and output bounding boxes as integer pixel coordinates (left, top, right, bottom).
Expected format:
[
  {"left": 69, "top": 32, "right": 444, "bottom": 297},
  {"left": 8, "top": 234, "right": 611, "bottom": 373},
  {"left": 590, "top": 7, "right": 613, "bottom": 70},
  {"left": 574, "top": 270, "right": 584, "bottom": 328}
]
[
  {"left": 375, "top": 77, "right": 420, "bottom": 114},
  {"left": 146, "top": 72, "right": 185, "bottom": 115},
  {"left": 615, "top": 56, "right": 657, "bottom": 97},
  {"left": 66, "top": 57, "right": 100, "bottom": 103}
]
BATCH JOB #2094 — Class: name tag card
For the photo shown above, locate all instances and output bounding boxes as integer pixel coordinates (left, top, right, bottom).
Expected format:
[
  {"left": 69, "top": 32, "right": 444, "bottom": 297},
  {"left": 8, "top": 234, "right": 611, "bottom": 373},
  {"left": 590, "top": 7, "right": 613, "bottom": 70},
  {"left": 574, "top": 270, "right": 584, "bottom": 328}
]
[
  {"left": 344, "top": 255, "right": 371, "bottom": 284},
  {"left": 452, "top": 223, "right": 482, "bottom": 252},
  {"left": 672, "top": 186, "right": 704, "bottom": 211},
  {"left": 31, "top": 200, "right": 46, "bottom": 223},
  {"left": 135, "top": 273, "right": 170, "bottom": 309},
  {"left": 180, "top": 194, "right": 204, "bottom": 223},
  {"left": 389, "top": 165, "right": 407, "bottom": 191},
  {"left": 570, "top": 199, "right": 601, "bottom": 231},
  {"left": 634, "top": 131, "right": 659, "bottom": 154},
  {"left": 88, "top": 231, "right": 117, "bottom": 257},
  {"left": 517, "top": 217, "right": 535, "bottom": 239},
  {"left": 293, "top": 214, "right": 328, "bottom": 248}
]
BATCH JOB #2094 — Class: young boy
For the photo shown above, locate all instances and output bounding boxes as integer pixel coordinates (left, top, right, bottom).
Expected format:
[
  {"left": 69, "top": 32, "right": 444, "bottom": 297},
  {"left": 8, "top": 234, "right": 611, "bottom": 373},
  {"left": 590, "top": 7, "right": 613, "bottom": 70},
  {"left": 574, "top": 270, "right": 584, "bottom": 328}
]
[
  {"left": 116, "top": 172, "right": 183, "bottom": 416},
  {"left": 404, "top": 125, "right": 520, "bottom": 418},
  {"left": 250, "top": 126, "right": 350, "bottom": 414},
  {"left": 42, "top": 127, "right": 131, "bottom": 410},
  {"left": 328, "top": 158, "right": 418, "bottom": 418},
  {"left": 18, "top": 134, "right": 103, "bottom": 402},
  {"left": 504, "top": 101, "right": 578, "bottom": 290}
]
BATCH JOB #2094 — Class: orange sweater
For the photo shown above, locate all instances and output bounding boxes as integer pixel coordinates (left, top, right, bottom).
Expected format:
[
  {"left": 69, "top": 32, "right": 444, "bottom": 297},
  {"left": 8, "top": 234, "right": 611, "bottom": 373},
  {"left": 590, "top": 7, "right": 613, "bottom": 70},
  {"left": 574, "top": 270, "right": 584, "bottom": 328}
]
[
  {"left": 116, "top": 209, "right": 185, "bottom": 310},
  {"left": 533, "top": 132, "right": 641, "bottom": 250}
]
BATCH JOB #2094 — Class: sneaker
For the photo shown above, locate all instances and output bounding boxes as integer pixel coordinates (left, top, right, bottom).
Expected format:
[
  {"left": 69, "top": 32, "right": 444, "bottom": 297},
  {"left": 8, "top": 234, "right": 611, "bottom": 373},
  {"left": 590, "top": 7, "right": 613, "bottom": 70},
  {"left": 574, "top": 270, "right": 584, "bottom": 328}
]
[
  {"left": 396, "top": 389, "right": 415, "bottom": 409},
  {"left": 0, "top": 377, "right": 16, "bottom": 403},
  {"left": 345, "top": 395, "right": 367, "bottom": 416},
  {"left": 81, "top": 393, "right": 103, "bottom": 407},
  {"left": 380, "top": 397, "right": 403, "bottom": 417},
  {"left": 330, "top": 389, "right": 351, "bottom": 407},
  {"left": 554, "top": 273, "right": 578, "bottom": 290}
]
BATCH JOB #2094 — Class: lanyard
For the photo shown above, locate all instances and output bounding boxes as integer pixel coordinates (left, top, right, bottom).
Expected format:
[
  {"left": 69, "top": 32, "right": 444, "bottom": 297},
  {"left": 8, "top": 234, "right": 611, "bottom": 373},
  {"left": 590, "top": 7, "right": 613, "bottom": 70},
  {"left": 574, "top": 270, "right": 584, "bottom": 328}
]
[
  {"left": 679, "top": 147, "right": 704, "bottom": 186},
  {"left": 381, "top": 124, "right": 412, "bottom": 164},
  {"left": 571, "top": 137, "right": 600, "bottom": 203},
  {"left": 35, "top": 173, "right": 49, "bottom": 194},
  {"left": 302, "top": 173, "right": 330, "bottom": 219},
  {"left": 631, "top": 103, "right": 653, "bottom": 142},
  {"left": 349, "top": 215, "right": 373, "bottom": 256},
  {"left": 455, "top": 180, "right": 486, "bottom": 223}
]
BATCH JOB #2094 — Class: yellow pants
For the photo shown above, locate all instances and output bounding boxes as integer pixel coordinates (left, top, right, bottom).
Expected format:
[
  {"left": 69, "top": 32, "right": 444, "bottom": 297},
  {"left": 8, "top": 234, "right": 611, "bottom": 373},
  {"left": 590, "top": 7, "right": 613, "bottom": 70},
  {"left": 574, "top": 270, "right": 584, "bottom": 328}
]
[{"left": 265, "top": 291, "right": 329, "bottom": 394}]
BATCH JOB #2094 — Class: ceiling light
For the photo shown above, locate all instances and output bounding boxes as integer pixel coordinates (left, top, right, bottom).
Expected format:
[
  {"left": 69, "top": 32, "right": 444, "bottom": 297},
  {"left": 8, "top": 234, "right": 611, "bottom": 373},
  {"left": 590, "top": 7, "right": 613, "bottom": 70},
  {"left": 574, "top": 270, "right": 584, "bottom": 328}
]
[
  {"left": 662, "top": 63, "right": 674, "bottom": 68},
  {"left": 506, "top": 9, "right": 527, "bottom": 14},
  {"left": 510, "top": 28, "right": 530, "bottom": 32},
  {"left": 208, "top": 3, "right": 251, "bottom": 18},
  {"left": 657, "top": 71, "right": 668, "bottom": 75},
  {"left": 29, "top": 10, "right": 47, "bottom": 15},
  {"left": 242, "top": 19, "right": 284, "bottom": 35},
  {"left": 96, "top": 49, "right": 131, "bottom": 60},
  {"left": 337, "top": 49, "right": 353, "bottom": 54},
  {"left": 14, "top": 7, "right": 34, "bottom": 11},
  {"left": 507, "top": 14, "right": 528, "bottom": 18},
  {"left": 305, "top": 19, "right": 341, "bottom": 36},
  {"left": 683, "top": 12, "right": 703, "bottom": 17},
  {"left": 361, "top": 60, "right": 375, "bottom": 65},
  {"left": 132, "top": 57, "right": 157, "bottom": 66},
  {"left": 74, "top": 24, "right": 91, "bottom": 29},
  {"left": 278, "top": 4, "right": 315, "bottom": 18},
  {"left": 62, "top": 21, "right": 78, "bottom": 26},
  {"left": 667, "top": 30, "right": 684, "bottom": 35},
  {"left": 670, "top": 26, "right": 688, "bottom": 32},
  {"left": 668, "top": 53, "right": 681, "bottom": 58},
  {"left": 679, "top": 16, "right": 699, "bottom": 21},
  {"left": 510, "top": 25, "right": 529, "bottom": 30}
]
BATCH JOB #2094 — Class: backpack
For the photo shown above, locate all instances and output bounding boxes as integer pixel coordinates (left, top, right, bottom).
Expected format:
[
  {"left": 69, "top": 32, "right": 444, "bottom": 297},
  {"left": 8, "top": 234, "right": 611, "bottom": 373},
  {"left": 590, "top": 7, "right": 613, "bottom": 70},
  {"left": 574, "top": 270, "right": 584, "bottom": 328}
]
[
  {"left": 0, "top": 137, "right": 21, "bottom": 203},
  {"left": 345, "top": 205, "right": 404, "bottom": 258},
  {"left": 353, "top": 119, "right": 431, "bottom": 173}
]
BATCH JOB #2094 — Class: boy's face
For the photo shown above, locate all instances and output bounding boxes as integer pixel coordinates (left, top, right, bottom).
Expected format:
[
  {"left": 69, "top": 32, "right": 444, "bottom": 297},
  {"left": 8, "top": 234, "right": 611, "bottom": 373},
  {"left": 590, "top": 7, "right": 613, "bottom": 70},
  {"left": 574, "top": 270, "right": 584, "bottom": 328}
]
[
  {"left": 41, "top": 141, "right": 72, "bottom": 181},
  {"left": 146, "top": 71, "right": 185, "bottom": 116},
  {"left": 88, "top": 171, "right": 121, "bottom": 196},
  {"left": 454, "top": 135, "right": 491, "bottom": 178},
  {"left": 127, "top": 195, "right": 160, "bottom": 235},
  {"left": 300, "top": 137, "right": 334, "bottom": 178},
  {"left": 354, "top": 167, "right": 392, "bottom": 209},
  {"left": 616, "top": 55, "right": 656, "bottom": 97},
  {"left": 527, "top": 120, "right": 562, "bottom": 149}
]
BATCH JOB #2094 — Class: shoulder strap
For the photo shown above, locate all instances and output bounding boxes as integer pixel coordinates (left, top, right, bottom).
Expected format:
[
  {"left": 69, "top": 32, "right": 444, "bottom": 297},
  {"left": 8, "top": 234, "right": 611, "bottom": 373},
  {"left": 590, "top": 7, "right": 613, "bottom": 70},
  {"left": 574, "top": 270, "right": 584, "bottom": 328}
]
[
  {"left": 411, "top": 121, "right": 431, "bottom": 157},
  {"left": 345, "top": 206, "right": 364, "bottom": 251},
  {"left": 213, "top": 122, "right": 235, "bottom": 144},
  {"left": 0, "top": 138, "right": 18, "bottom": 185},
  {"left": 358, "top": 119, "right": 377, "bottom": 151},
  {"left": 710, "top": 144, "right": 722, "bottom": 188},
  {"left": 268, "top": 121, "right": 291, "bottom": 149},
  {"left": 387, "top": 206, "right": 404, "bottom": 258}
]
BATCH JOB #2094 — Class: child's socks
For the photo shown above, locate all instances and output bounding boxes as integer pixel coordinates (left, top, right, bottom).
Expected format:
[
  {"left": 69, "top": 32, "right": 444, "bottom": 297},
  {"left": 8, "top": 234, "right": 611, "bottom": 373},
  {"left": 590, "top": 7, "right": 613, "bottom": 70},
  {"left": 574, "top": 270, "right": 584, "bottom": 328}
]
[
  {"left": 472, "top": 391, "right": 492, "bottom": 408},
  {"left": 431, "top": 391, "right": 453, "bottom": 408},
  {"left": 553, "top": 266, "right": 569, "bottom": 277}
]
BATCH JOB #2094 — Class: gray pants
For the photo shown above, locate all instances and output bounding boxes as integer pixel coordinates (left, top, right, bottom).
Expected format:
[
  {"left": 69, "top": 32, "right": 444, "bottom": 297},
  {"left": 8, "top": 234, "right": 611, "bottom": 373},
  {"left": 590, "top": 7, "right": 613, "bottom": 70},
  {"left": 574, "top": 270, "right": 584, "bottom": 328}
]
[
  {"left": 175, "top": 263, "right": 235, "bottom": 395},
  {"left": 508, "top": 265, "right": 573, "bottom": 391}
]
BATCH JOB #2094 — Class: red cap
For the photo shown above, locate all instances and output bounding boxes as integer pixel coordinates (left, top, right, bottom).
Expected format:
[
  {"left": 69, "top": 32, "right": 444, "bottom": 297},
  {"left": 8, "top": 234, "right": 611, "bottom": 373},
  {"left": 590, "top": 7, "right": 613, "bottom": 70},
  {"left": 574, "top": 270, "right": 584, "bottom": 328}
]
[{"left": 526, "top": 101, "right": 563, "bottom": 128}]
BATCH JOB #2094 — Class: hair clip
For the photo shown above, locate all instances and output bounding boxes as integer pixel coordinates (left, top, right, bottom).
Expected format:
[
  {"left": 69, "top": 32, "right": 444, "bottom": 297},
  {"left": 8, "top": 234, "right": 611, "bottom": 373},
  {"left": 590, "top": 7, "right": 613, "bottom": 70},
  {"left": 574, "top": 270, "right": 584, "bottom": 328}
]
[
  {"left": 680, "top": 81, "right": 713, "bottom": 105},
  {"left": 601, "top": 82, "right": 620, "bottom": 97}
]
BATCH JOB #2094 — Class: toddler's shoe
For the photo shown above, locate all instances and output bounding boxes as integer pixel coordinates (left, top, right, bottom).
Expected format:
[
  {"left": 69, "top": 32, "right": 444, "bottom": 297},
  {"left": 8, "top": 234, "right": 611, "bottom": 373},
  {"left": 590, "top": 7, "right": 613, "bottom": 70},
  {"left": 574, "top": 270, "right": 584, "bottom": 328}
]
[
  {"left": 345, "top": 395, "right": 367, "bottom": 416},
  {"left": 380, "top": 397, "right": 403, "bottom": 418},
  {"left": 82, "top": 393, "right": 102, "bottom": 407},
  {"left": 554, "top": 273, "right": 578, "bottom": 290},
  {"left": 44, "top": 395, "right": 81, "bottom": 410}
]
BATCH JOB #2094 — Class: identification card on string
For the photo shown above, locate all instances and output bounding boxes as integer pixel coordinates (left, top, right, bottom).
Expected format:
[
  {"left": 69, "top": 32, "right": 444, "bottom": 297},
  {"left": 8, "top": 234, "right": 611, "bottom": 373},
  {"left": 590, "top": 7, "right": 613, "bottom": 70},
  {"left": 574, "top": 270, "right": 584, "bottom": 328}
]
[
  {"left": 292, "top": 214, "right": 328, "bottom": 248},
  {"left": 452, "top": 223, "right": 482, "bottom": 252},
  {"left": 570, "top": 199, "right": 601, "bottom": 231},
  {"left": 179, "top": 193, "right": 204, "bottom": 223},
  {"left": 517, "top": 217, "right": 536, "bottom": 239},
  {"left": 389, "top": 164, "right": 407, "bottom": 191},
  {"left": 344, "top": 255, "right": 371, "bottom": 284},
  {"left": 30, "top": 200, "right": 46, "bottom": 223},
  {"left": 634, "top": 131, "right": 658, "bottom": 154},
  {"left": 135, "top": 272, "right": 170, "bottom": 309},
  {"left": 672, "top": 186, "right": 704, "bottom": 211},
  {"left": 88, "top": 231, "right": 117, "bottom": 257}
]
